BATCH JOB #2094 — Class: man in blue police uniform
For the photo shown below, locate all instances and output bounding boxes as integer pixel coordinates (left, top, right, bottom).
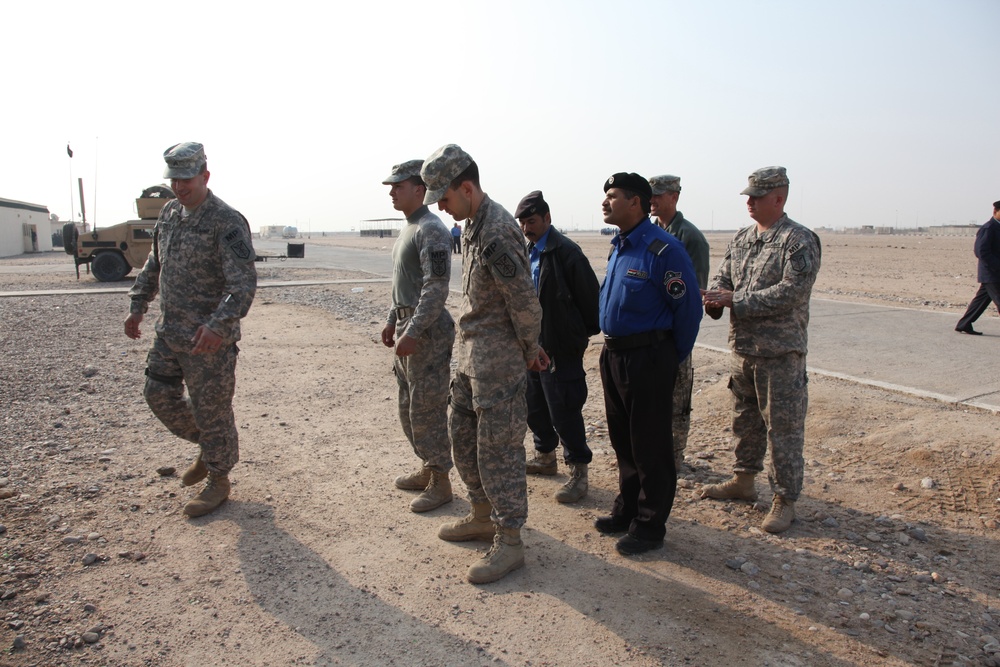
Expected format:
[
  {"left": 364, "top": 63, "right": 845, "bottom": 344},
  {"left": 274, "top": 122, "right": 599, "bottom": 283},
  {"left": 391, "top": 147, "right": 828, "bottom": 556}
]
[{"left": 594, "top": 172, "right": 703, "bottom": 555}]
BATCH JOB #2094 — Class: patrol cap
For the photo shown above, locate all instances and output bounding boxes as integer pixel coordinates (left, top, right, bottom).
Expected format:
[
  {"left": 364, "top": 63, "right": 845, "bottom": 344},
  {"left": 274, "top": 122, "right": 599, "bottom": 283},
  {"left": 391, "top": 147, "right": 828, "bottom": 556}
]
[
  {"left": 740, "top": 166, "right": 789, "bottom": 196},
  {"left": 649, "top": 174, "right": 682, "bottom": 195},
  {"left": 604, "top": 172, "right": 652, "bottom": 201},
  {"left": 515, "top": 190, "right": 549, "bottom": 219},
  {"left": 421, "top": 144, "right": 474, "bottom": 205},
  {"left": 162, "top": 142, "right": 207, "bottom": 179},
  {"left": 381, "top": 159, "right": 424, "bottom": 185}
]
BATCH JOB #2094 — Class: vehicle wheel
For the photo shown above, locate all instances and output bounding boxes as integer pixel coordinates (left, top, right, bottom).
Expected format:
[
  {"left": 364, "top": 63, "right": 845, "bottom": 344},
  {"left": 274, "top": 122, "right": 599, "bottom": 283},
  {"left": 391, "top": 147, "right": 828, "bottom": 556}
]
[
  {"left": 62, "top": 223, "right": 78, "bottom": 255},
  {"left": 91, "top": 252, "right": 130, "bottom": 282}
]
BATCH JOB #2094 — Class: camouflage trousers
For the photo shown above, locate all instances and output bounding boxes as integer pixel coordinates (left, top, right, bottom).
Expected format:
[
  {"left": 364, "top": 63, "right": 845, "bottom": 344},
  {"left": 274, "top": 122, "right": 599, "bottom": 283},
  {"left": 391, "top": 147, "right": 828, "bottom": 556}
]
[
  {"left": 449, "top": 371, "right": 528, "bottom": 529},
  {"left": 728, "top": 351, "right": 807, "bottom": 500},
  {"left": 143, "top": 335, "right": 240, "bottom": 476},
  {"left": 671, "top": 352, "right": 694, "bottom": 467},
  {"left": 393, "top": 314, "right": 455, "bottom": 473}
]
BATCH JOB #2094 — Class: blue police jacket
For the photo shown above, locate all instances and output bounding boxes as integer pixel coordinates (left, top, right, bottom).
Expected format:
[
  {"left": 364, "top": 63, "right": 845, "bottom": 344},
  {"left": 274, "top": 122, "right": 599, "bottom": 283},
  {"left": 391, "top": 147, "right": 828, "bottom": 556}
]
[{"left": 599, "top": 218, "right": 703, "bottom": 362}]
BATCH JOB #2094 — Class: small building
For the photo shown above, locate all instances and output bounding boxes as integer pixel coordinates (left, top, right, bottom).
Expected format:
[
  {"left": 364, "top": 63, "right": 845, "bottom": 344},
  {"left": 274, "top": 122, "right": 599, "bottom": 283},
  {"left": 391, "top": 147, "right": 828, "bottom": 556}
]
[
  {"left": 0, "top": 197, "right": 53, "bottom": 257},
  {"left": 359, "top": 218, "right": 403, "bottom": 238}
]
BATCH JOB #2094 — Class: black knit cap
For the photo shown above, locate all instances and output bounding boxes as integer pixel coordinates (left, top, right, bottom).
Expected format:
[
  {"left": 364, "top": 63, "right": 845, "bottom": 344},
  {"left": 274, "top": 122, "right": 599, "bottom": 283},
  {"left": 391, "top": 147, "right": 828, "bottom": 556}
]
[
  {"left": 515, "top": 190, "right": 550, "bottom": 219},
  {"left": 604, "top": 172, "right": 652, "bottom": 200}
]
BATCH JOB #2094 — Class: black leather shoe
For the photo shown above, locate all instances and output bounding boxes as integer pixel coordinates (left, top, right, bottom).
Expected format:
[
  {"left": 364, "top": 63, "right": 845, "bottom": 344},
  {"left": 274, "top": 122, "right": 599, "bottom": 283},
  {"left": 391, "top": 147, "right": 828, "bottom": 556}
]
[
  {"left": 594, "top": 515, "right": 632, "bottom": 535},
  {"left": 615, "top": 534, "right": 663, "bottom": 555},
  {"left": 956, "top": 325, "right": 982, "bottom": 335}
]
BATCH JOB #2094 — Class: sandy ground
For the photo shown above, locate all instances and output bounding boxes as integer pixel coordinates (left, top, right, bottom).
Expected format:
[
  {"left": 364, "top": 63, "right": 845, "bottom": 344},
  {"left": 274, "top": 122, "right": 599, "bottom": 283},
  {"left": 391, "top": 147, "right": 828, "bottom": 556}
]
[{"left": 0, "top": 231, "right": 998, "bottom": 667}]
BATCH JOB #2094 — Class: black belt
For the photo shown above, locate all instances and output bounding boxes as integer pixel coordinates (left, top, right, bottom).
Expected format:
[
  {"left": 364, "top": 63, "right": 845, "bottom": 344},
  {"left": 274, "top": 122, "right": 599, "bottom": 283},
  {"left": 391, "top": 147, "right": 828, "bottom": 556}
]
[
  {"left": 395, "top": 306, "right": 415, "bottom": 320},
  {"left": 603, "top": 329, "right": 672, "bottom": 351}
]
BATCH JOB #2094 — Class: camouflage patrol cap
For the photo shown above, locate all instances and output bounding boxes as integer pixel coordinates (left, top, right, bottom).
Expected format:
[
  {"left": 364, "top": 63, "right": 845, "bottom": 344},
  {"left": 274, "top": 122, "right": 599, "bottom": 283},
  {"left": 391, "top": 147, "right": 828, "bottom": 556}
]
[
  {"left": 649, "top": 175, "right": 682, "bottom": 195},
  {"left": 421, "top": 144, "right": 474, "bottom": 205},
  {"left": 604, "top": 172, "right": 652, "bottom": 201},
  {"left": 740, "top": 166, "right": 789, "bottom": 196},
  {"left": 515, "top": 190, "right": 549, "bottom": 219},
  {"left": 162, "top": 142, "right": 207, "bottom": 179},
  {"left": 381, "top": 160, "right": 424, "bottom": 185}
]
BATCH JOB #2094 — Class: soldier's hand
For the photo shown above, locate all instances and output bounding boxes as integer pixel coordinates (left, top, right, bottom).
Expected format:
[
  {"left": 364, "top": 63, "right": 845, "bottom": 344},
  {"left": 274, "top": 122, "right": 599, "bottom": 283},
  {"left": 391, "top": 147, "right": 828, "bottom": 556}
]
[
  {"left": 395, "top": 334, "right": 418, "bottom": 357},
  {"left": 124, "top": 313, "right": 143, "bottom": 340},
  {"left": 702, "top": 288, "right": 734, "bottom": 310},
  {"left": 191, "top": 325, "right": 223, "bottom": 355},
  {"left": 381, "top": 324, "right": 396, "bottom": 348}
]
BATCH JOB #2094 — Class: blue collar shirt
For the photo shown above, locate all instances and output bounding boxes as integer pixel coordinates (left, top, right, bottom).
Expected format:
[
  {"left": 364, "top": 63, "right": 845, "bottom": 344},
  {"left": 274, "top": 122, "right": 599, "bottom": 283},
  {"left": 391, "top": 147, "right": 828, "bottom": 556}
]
[{"left": 528, "top": 228, "right": 550, "bottom": 292}]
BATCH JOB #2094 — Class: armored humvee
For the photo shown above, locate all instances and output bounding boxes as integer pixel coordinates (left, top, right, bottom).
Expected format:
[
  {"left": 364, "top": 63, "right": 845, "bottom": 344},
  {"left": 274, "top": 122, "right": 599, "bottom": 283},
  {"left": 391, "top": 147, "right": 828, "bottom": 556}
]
[{"left": 63, "top": 185, "right": 173, "bottom": 282}]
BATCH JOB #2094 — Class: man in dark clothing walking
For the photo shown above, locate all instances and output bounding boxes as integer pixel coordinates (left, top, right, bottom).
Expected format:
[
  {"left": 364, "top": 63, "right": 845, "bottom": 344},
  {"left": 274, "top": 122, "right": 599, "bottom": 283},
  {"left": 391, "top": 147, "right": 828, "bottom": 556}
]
[{"left": 955, "top": 200, "right": 1000, "bottom": 335}]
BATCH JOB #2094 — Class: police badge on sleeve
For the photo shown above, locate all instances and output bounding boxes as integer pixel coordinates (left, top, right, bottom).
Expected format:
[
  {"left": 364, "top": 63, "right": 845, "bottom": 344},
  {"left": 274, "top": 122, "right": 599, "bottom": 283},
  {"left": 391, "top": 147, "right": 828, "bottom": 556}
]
[{"left": 664, "top": 271, "right": 686, "bottom": 298}]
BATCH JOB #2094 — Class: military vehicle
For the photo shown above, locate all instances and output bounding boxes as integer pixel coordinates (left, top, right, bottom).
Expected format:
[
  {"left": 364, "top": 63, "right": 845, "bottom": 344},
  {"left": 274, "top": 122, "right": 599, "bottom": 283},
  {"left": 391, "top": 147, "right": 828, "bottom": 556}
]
[
  {"left": 63, "top": 185, "right": 298, "bottom": 281},
  {"left": 63, "top": 185, "right": 173, "bottom": 282}
]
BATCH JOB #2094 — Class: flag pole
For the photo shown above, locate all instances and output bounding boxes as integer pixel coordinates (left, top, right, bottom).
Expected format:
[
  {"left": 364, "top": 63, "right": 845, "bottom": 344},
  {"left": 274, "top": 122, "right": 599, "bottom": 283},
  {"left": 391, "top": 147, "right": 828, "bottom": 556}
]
[
  {"left": 93, "top": 136, "right": 99, "bottom": 231},
  {"left": 67, "top": 142, "right": 75, "bottom": 225}
]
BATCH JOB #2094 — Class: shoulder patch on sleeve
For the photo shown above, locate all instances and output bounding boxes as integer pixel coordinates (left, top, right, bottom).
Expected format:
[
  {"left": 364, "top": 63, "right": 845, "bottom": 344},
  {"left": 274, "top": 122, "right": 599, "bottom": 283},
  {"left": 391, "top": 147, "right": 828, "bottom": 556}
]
[
  {"left": 430, "top": 250, "right": 448, "bottom": 277},
  {"left": 492, "top": 253, "right": 518, "bottom": 279},
  {"left": 230, "top": 240, "right": 252, "bottom": 260},
  {"left": 482, "top": 241, "right": 498, "bottom": 260},
  {"left": 664, "top": 271, "right": 687, "bottom": 298},
  {"left": 647, "top": 238, "right": 668, "bottom": 256}
]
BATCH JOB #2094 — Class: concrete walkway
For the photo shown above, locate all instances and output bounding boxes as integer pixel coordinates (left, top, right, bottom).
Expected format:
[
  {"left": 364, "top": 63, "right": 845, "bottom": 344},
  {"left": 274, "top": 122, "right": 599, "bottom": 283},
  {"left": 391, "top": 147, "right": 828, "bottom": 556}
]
[
  {"left": 695, "top": 298, "right": 1000, "bottom": 413},
  {"left": 3, "top": 243, "right": 998, "bottom": 413}
]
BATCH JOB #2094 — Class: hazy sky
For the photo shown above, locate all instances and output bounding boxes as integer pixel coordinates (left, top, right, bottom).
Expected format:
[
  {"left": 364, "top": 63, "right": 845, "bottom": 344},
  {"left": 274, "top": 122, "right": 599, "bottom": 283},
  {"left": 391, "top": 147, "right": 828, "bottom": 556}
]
[{"left": 3, "top": 0, "right": 998, "bottom": 232}]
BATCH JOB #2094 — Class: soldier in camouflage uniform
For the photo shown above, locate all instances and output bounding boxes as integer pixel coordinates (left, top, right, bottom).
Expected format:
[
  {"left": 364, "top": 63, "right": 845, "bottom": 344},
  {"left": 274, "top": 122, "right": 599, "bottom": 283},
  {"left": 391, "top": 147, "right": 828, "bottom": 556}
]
[
  {"left": 649, "top": 175, "right": 710, "bottom": 472},
  {"left": 700, "top": 166, "right": 821, "bottom": 534},
  {"left": 420, "top": 144, "right": 546, "bottom": 584},
  {"left": 380, "top": 160, "right": 456, "bottom": 514},
  {"left": 124, "top": 142, "right": 257, "bottom": 518}
]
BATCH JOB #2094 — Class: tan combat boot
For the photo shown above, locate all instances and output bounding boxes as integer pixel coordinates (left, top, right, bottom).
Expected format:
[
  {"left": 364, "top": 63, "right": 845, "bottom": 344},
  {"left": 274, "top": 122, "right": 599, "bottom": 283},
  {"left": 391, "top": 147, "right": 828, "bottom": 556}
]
[
  {"left": 554, "top": 464, "right": 588, "bottom": 503},
  {"left": 525, "top": 450, "right": 557, "bottom": 476},
  {"left": 181, "top": 457, "right": 208, "bottom": 487},
  {"left": 183, "top": 473, "right": 230, "bottom": 517},
  {"left": 762, "top": 495, "right": 796, "bottom": 533},
  {"left": 467, "top": 526, "right": 524, "bottom": 584},
  {"left": 410, "top": 470, "right": 453, "bottom": 513},
  {"left": 438, "top": 502, "right": 494, "bottom": 542},
  {"left": 699, "top": 472, "right": 758, "bottom": 501},
  {"left": 394, "top": 467, "right": 431, "bottom": 491}
]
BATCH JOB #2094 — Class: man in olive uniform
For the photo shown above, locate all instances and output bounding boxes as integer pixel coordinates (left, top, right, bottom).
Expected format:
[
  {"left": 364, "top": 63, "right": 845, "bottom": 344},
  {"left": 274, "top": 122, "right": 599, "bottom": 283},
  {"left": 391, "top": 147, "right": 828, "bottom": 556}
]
[
  {"left": 649, "top": 174, "right": 710, "bottom": 472},
  {"left": 700, "top": 166, "right": 821, "bottom": 534},
  {"left": 380, "top": 159, "right": 456, "bottom": 513},
  {"left": 420, "top": 144, "right": 547, "bottom": 584},
  {"left": 125, "top": 142, "right": 257, "bottom": 518}
]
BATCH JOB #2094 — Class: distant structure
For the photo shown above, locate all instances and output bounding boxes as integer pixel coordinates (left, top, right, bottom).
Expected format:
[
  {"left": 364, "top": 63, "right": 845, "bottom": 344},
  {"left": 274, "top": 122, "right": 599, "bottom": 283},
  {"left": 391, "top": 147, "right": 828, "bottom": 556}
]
[
  {"left": 360, "top": 218, "right": 403, "bottom": 238},
  {"left": 0, "top": 197, "right": 52, "bottom": 257}
]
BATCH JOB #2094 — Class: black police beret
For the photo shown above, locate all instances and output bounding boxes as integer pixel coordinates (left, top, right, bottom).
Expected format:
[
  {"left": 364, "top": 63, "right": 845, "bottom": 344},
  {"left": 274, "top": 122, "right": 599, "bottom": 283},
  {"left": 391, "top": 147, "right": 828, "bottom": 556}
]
[
  {"left": 604, "top": 172, "right": 652, "bottom": 200},
  {"left": 515, "top": 190, "right": 550, "bottom": 219}
]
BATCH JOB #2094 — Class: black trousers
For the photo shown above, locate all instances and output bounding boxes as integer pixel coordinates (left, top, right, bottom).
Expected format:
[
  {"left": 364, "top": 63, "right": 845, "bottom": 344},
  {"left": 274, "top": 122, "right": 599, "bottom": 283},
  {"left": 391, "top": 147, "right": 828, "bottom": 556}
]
[
  {"left": 599, "top": 339, "right": 678, "bottom": 542},
  {"left": 957, "top": 282, "right": 1000, "bottom": 330},
  {"left": 526, "top": 355, "right": 592, "bottom": 464}
]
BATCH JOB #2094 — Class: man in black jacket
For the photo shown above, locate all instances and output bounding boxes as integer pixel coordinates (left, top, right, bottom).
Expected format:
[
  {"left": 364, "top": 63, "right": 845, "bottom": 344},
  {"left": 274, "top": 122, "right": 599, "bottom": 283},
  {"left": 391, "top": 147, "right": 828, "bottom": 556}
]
[
  {"left": 516, "top": 191, "right": 601, "bottom": 502},
  {"left": 955, "top": 200, "right": 1000, "bottom": 335}
]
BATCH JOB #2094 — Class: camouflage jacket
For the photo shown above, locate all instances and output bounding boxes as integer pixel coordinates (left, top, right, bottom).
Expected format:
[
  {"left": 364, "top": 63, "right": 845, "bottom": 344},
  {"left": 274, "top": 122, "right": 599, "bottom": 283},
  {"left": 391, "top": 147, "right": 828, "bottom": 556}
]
[
  {"left": 458, "top": 195, "right": 542, "bottom": 379},
  {"left": 661, "top": 211, "right": 710, "bottom": 290},
  {"left": 386, "top": 205, "right": 453, "bottom": 338},
  {"left": 711, "top": 214, "right": 821, "bottom": 357},
  {"left": 129, "top": 190, "right": 257, "bottom": 346}
]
